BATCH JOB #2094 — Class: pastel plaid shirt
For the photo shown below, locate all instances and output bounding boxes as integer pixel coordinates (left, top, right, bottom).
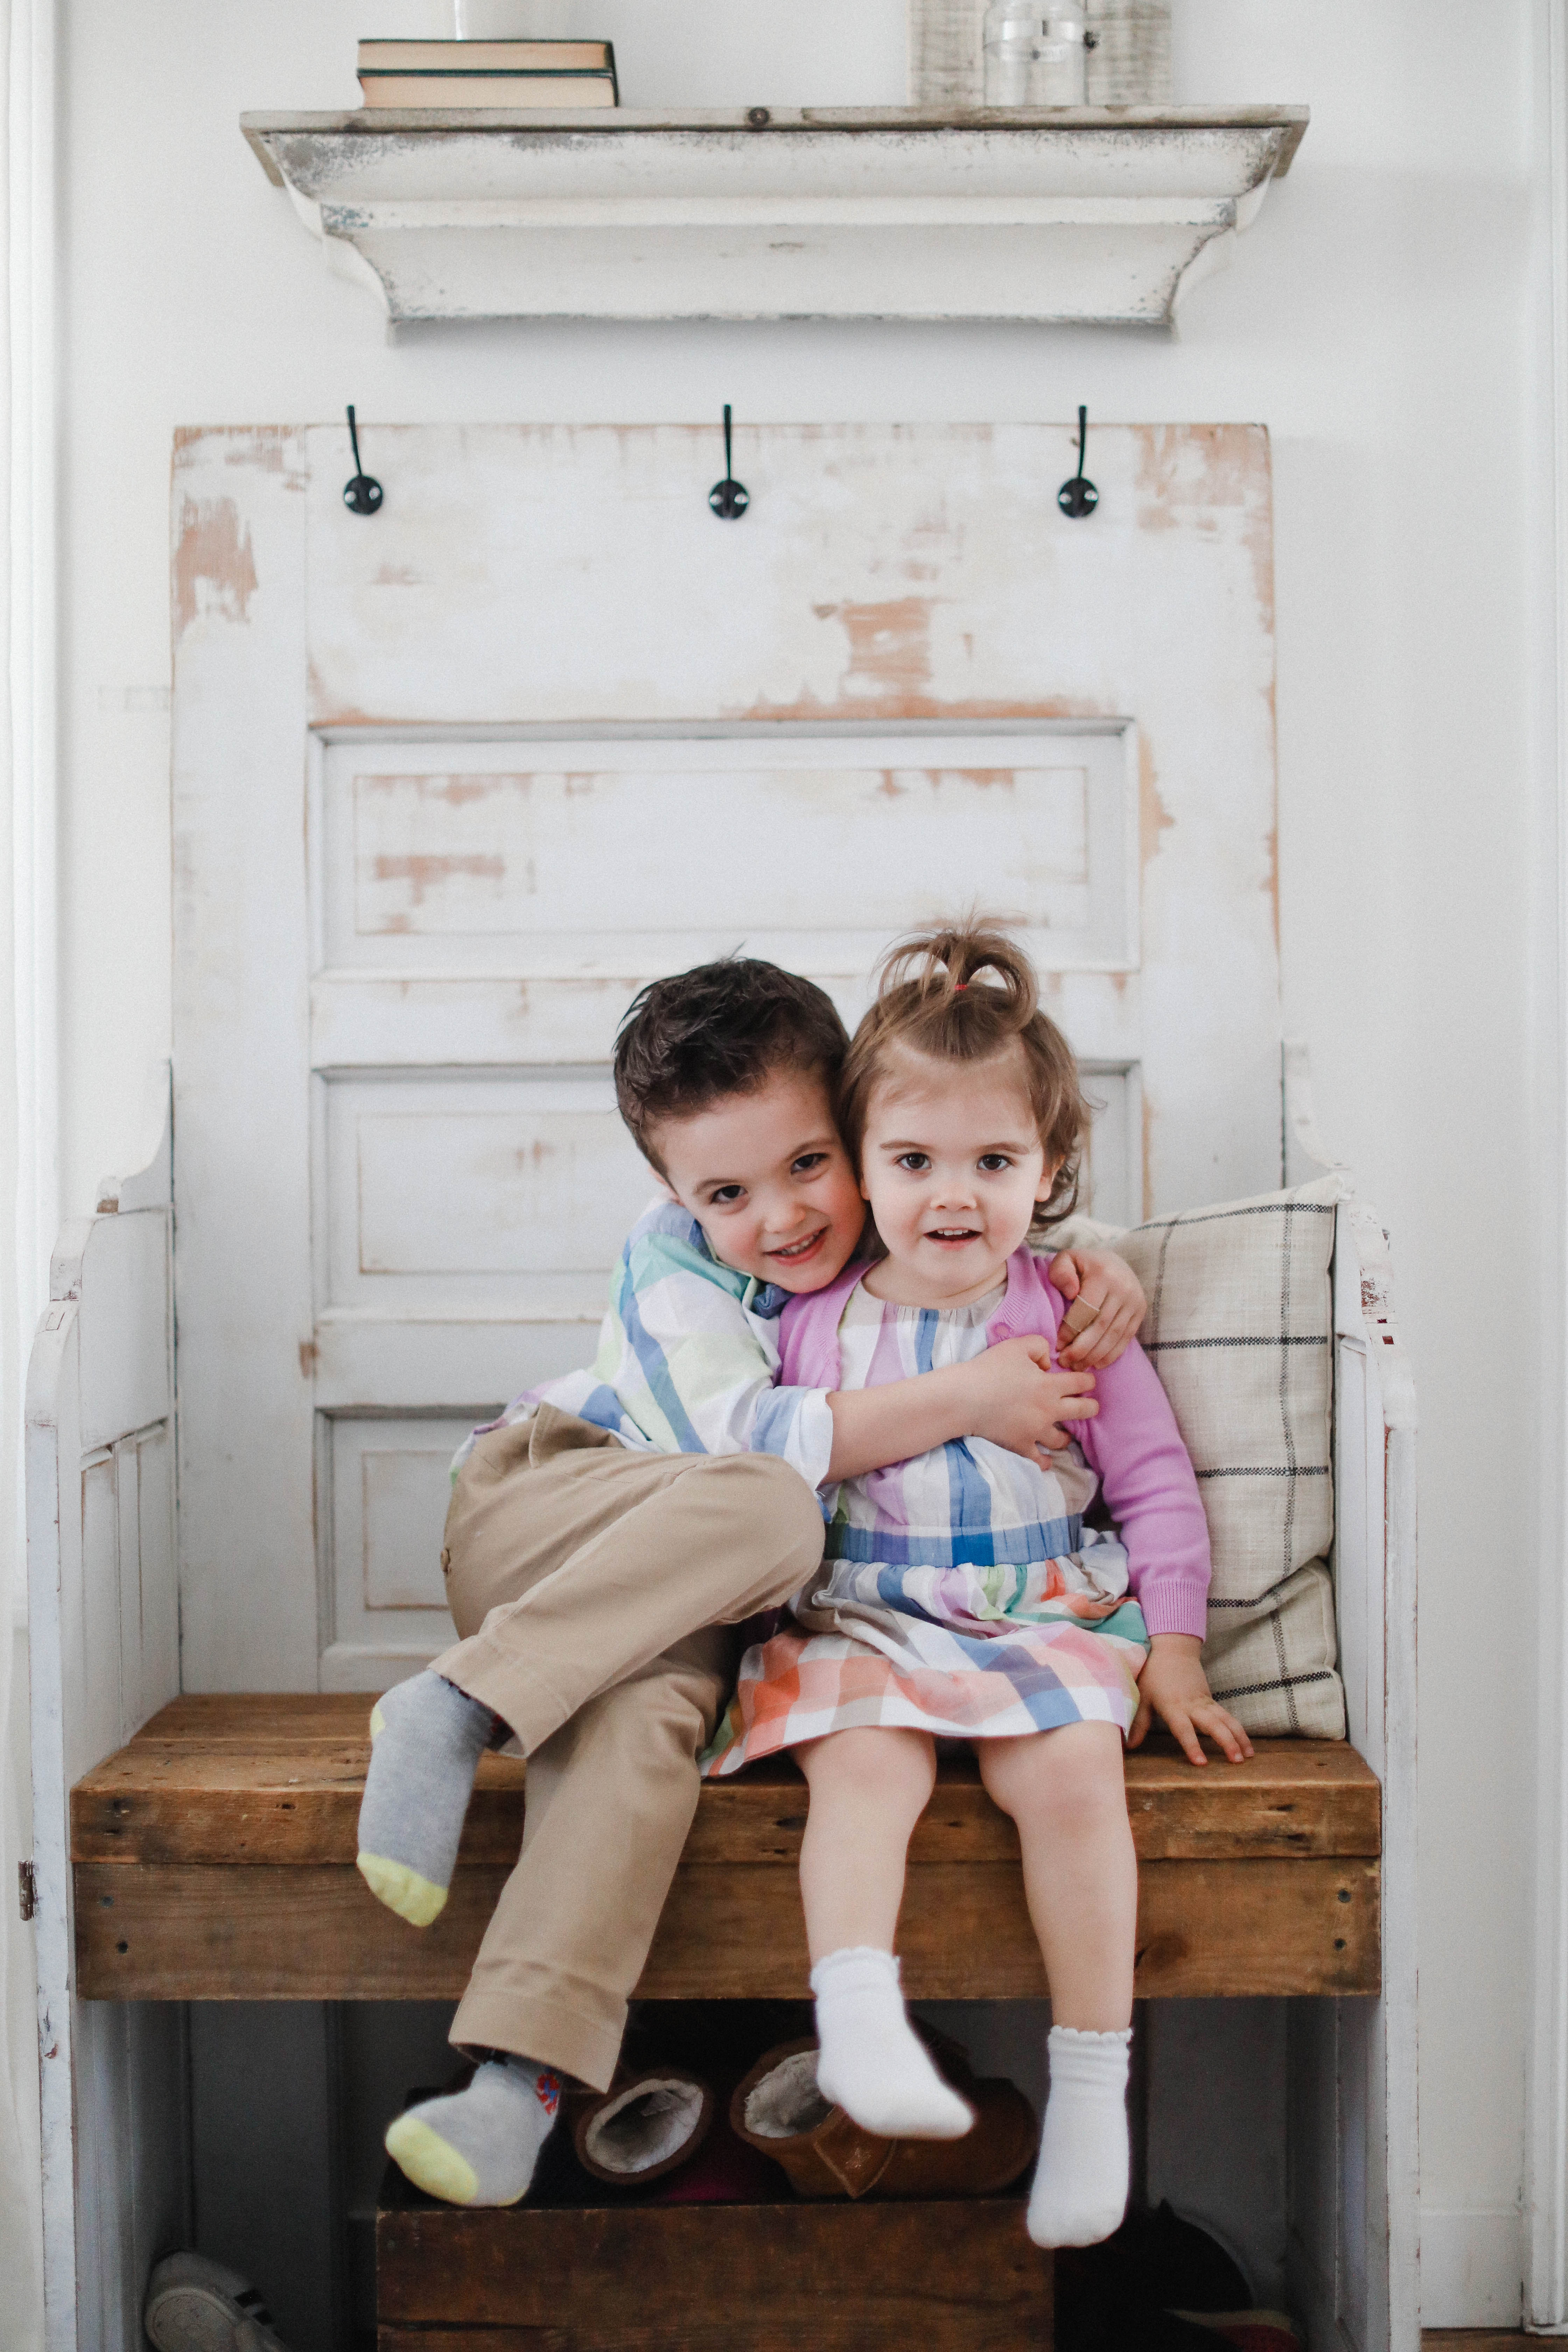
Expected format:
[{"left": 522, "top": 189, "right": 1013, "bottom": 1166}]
[{"left": 451, "top": 1200, "right": 836, "bottom": 1491}]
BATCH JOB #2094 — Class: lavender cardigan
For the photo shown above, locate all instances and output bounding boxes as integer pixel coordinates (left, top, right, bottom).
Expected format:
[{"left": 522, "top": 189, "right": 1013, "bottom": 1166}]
[{"left": 778, "top": 1246, "right": 1212, "bottom": 1641}]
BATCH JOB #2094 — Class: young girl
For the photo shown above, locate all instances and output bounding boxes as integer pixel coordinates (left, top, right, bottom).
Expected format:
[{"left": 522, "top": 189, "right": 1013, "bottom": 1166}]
[{"left": 702, "top": 922, "right": 1252, "bottom": 2249}]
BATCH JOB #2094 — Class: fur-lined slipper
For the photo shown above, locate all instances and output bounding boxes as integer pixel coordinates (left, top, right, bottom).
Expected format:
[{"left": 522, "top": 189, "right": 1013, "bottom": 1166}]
[
  {"left": 568, "top": 2051, "right": 716, "bottom": 2187},
  {"left": 731, "top": 2025, "right": 1036, "bottom": 2201}
]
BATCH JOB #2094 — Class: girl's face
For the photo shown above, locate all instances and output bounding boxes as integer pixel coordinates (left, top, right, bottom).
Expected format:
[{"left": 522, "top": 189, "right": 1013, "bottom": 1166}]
[{"left": 858, "top": 1042, "right": 1057, "bottom": 1308}]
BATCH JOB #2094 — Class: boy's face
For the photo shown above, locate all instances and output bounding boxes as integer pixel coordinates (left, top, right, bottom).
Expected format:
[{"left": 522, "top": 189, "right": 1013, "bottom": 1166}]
[{"left": 650, "top": 1066, "right": 865, "bottom": 1291}]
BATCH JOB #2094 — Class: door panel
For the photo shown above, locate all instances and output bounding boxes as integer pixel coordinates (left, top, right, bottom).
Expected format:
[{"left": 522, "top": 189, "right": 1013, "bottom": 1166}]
[
  {"left": 319, "top": 728, "right": 1134, "bottom": 976},
  {"left": 173, "top": 422, "right": 1280, "bottom": 1691},
  {"left": 322, "top": 1070, "right": 647, "bottom": 1315},
  {"left": 327, "top": 1416, "right": 475, "bottom": 1676}
]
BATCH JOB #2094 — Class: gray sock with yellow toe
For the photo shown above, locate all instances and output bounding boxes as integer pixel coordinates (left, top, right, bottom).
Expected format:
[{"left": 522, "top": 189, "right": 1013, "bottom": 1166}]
[
  {"left": 386, "top": 2058, "right": 562, "bottom": 2207},
  {"left": 356, "top": 1670, "right": 497, "bottom": 1927}
]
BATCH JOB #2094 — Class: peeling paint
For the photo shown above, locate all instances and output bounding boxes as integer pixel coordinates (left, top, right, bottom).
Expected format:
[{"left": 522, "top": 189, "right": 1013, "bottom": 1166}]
[
  {"left": 953, "top": 768, "right": 1016, "bottom": 792},
  {"left": 736, "top": 688, "right": 1112, "bottom": 726},
  {"left": 172, "top": 497, "right": 259, "bottom": 642},
  {"left": 1261, "top": 825, "right": 1280, "bottom": 953},
  {"left": 370, "top": 852, "right": 504, "bottom": 906},
  {"left": 1138, "top": 735, "right": 1174, "bottom": 875},
  {"left": 823, "top": 595, "right": 936, "bottom": 700},
  {"left": 223, "top": 428, "right": 307, "bottom": 490},
  {"left": 359, "top": 772, "right": 524, "bottom": 808},
  {"left": 428, "top": 776, "right": 501, "bottom": 807},
  {"left": 174, "top": 424, "right": 306, "bottom": 494},
  {"left": 1134, "top": 423, "right": 1274, "bottom": 632},
  {"left": 1134, "top": 422, "right": 1260, "bottom": 519}
]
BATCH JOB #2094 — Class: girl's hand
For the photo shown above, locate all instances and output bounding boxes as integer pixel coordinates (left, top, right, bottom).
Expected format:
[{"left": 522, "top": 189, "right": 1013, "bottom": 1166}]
[
  {"left": 1048, "top": 1249, "right": 1147, "bottom": 1368},
  {"left": 1129, "top": 1633, "right": 1253, "bottom": 1766},
  {"left": 958, "top": 1336, "right": 1098, "bottom": 1461}
]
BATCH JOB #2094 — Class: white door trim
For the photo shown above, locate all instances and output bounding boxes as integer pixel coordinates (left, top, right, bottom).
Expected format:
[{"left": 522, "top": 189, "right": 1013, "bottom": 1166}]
[
  {"left": 8, "top": 0, "right": 59, "bottom": 1609},
  {"left": 1528, "top": 0, "right": 1568, "bottom": 2330}
]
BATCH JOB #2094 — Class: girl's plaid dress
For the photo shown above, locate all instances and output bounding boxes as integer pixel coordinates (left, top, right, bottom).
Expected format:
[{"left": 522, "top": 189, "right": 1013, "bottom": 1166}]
[{"left": 701, "top": 1247, "right": 1211, "bottom": 1776}]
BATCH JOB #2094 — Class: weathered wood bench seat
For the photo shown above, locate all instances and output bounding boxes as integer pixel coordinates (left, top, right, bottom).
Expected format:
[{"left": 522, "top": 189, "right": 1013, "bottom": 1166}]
[{"left": 72, "top": 1694, "right": 1380, "bottom": 2004}]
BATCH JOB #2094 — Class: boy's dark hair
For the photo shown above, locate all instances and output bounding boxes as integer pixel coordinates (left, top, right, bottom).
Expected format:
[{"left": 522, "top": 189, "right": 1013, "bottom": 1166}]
[{"left": 614, "top": 957, "right": 849, "bottom": 1172}]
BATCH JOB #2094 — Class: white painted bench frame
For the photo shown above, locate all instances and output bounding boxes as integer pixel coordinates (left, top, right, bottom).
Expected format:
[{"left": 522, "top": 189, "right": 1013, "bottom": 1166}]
[{"left": 25, "top": 1060, "right": 1419, "bottom": 2352}]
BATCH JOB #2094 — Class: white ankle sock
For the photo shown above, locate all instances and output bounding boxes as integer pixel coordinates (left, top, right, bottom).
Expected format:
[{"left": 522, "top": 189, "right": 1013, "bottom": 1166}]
[
  {"left": 810, "top": 1947, "right": 974, "bottom": 2141},
  {"left": 1027, "top": 2024, "right": 1133, "bottom": 2248}
]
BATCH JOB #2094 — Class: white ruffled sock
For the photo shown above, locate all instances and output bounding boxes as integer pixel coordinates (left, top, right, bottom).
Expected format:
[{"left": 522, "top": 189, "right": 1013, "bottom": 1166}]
[
  {"left": 1027, "top": 2024, "right": 1133, "bottom": 2248},
  {"left": 810, "top": 1947, "right": 974, "bottom": 2140}
]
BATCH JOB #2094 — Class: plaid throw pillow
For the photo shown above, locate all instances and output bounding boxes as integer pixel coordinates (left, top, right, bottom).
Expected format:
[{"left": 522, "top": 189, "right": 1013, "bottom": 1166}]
[{"left": 1112, "top": 1175, "right": 1347, "bottom": 1739}]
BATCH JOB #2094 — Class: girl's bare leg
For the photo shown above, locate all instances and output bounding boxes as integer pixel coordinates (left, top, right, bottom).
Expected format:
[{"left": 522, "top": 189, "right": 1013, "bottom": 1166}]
[
  {"left": 796, "top": 1726, "right": 936, "bottom": 1958},
  {"left": 978, "top": 1721, "right": 1136, "bottom": 2029},
  {"left": 793, "top": 1728, "right": 972, "bottom": 2140},
  {"left": 978, "top": 1723, "right": 1136, "bottom": 2248}
]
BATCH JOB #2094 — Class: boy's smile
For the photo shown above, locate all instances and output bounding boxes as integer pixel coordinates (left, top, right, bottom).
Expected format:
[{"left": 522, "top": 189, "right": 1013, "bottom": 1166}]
[{"left": 649, "top": 1068, "right": 865, "bottom": 1292}]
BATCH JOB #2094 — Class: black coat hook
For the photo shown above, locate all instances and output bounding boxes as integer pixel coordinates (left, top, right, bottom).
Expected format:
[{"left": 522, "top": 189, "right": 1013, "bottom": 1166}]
[
  {"left": 1057, "top": 405, "right": 1098, "bottom": 520},
  {"left": 343, "top": 405, "right": 383, "bottom": 516},
  {"left": 708, "top": 405, "right": 749, "bottom": 520}
]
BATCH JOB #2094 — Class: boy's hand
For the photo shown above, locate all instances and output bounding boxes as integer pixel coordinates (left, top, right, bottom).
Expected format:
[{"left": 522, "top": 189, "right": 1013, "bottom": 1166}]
[
  {"left": 957, "top": 1337, "right": 1098, "bottom": 1462},
  {"left": 1129, "top": 1634, "right": 1253, "bottom": 1766},
  {"left": 1048, "top": 1249, "right": 1146, "bottom": 1368}
]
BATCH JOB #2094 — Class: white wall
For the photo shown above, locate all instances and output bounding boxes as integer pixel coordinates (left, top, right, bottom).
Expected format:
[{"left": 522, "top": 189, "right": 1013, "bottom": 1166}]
[{"left": 50, "top": 0, "right": 1544, "bottom": 2329}]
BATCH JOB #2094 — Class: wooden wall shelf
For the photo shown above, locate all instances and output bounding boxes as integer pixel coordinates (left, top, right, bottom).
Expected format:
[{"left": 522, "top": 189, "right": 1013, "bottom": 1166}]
[{"left": 240, "top": 105, "right": 1307, "bottom": 327}]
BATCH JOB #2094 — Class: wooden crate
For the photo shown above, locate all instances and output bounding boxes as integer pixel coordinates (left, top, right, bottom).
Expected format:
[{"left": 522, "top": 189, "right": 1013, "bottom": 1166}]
[{"left": 376, "top": 2165, "right": 1052, "bottom": 2350}]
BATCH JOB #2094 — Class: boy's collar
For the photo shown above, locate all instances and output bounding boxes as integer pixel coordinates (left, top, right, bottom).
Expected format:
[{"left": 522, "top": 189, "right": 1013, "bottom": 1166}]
[{"left": 675, "top": 1203, "right": 790, "bottom": 1318}]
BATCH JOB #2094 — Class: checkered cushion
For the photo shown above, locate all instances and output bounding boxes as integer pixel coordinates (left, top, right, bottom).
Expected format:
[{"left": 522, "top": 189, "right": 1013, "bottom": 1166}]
[{"left": 1112, "top": 1176, "right": 1346, "bottom": 1739}]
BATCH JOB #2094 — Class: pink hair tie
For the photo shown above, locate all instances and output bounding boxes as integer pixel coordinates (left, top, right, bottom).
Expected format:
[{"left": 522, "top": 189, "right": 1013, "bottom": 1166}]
[{"left": 953, "top": 982, "right": 967, "bottom": 992}]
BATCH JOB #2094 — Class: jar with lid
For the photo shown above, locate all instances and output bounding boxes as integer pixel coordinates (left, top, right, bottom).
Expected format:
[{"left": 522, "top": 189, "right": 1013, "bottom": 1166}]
[{"left": 981, "top": 3, "right": 1087, "bottom": 106}]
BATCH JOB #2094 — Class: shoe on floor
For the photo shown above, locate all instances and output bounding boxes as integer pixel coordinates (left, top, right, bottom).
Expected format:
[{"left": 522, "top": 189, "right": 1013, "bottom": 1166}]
[{"left": 144, "top": 2251, "right": 293, "bottom": 2352}]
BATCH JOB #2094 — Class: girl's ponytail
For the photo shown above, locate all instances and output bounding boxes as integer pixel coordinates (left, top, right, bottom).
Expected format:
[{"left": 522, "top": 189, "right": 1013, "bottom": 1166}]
[{"left": 876, "top": 922, "right": 1040, "bottom": 1035}]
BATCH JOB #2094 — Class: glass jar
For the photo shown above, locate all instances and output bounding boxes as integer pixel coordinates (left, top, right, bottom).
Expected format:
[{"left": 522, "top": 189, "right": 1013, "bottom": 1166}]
[
  {"left": 981, "top": 4, "right": 1087, "bottom": 107},
  {"left": 1036, "top": 6, "right": 1088, "bottom": 104},
  {"left": 982, "top": 3, "right": 1040, "bottom": 105}
]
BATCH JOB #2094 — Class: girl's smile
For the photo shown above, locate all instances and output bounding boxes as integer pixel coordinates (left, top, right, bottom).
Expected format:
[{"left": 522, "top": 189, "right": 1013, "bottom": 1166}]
[{"left": 859, "top": 1042, "right": 1057, "bottom": 1310}]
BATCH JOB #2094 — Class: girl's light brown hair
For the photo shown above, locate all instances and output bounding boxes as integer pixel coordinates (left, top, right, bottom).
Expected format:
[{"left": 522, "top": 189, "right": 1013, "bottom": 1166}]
[{"left": 840, "top": 920, "right": 1090, "bottom": 1235}]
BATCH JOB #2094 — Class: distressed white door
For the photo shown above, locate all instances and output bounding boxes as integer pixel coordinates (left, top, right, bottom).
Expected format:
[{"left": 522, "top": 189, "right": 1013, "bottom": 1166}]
[{"left": 171, "top": 422, "right": 1280, "bottom": 1692}]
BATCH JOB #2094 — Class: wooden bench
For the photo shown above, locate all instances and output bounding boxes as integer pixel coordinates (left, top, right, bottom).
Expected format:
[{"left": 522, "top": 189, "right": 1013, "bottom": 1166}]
[
  {"left": 28, "top": 1102, "right": 1417, "bottom": 2351},
  {"left": 72, "top": 1693, "right": 1380, "bottom": 2004}
]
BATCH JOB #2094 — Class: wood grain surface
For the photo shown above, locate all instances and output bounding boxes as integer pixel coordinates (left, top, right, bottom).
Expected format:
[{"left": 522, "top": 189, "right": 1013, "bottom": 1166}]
[
  {"left": 1420, "top": 2338, "right": 1534, "bottom": 2349},
  {"left": 75, "top": 1850, "right": 1377, "bottom": 2003},
  {"left": 376, "top": 2188, "right": 1052, "bottom": 2345},
  {"left": 72, "top": 1695, "right": 1381, "bottom": 2002},
  {"left": 1420, "top": 2338, "right": 1534, "bottom": 2350},
  {"left": 72, "top": 1694, "right": 1381, "bottom": 1868}
]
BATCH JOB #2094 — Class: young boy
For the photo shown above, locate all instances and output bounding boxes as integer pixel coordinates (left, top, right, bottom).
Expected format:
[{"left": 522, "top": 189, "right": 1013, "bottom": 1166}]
[{"left": 357, "top": 958, "right": 1146, "bottom": 2207}]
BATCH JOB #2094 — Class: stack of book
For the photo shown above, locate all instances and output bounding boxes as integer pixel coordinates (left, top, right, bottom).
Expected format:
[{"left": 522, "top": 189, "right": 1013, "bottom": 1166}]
[{"left": 356, "top": 38, "right": 618, "bottom": 109}]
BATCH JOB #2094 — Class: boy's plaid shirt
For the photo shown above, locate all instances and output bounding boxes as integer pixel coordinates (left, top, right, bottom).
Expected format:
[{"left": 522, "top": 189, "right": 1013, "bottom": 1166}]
[{"left": 451, "top": 1200, "right": 836, "bottom": 1491}]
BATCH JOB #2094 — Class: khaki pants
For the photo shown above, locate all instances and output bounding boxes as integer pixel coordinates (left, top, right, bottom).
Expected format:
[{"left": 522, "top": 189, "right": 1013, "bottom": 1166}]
[{"left": 433, "top": 1405, "right": 825, "bottom": 2088}]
